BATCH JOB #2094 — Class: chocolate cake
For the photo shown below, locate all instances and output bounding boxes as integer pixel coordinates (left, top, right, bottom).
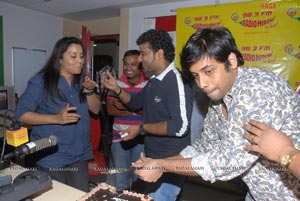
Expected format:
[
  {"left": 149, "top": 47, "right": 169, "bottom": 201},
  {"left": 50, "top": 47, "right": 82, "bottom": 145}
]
[{"left": 77, "top": 183, "right": 153, "bottom": 201}]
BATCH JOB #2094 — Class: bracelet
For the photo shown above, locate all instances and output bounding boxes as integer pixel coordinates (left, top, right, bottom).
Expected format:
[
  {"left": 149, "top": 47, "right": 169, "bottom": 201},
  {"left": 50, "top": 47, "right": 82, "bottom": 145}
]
[
  {"left": 139, "top": 124, "right": 145, "bottom": 135},
  {"left": 83, "top": 90, "right": 95, "bottom": 96},
  {"left": 116, "top": 87, "right": 122, "bottom": 96}
]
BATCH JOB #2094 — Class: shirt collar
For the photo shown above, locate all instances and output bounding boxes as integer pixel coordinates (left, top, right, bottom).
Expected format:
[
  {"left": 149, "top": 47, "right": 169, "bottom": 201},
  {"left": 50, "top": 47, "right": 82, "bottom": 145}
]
[
  {"left": 59, "top": 75, "right": 76, "bottom": 87},
  {"left": 150, "top": 62, "right": 175, "bottom": 81}
]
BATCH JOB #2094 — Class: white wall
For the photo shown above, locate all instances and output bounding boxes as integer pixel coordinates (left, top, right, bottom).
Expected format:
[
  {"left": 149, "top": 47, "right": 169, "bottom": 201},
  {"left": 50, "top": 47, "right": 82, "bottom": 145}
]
[
  {"left": 128, "top": 0, "right": 248, "bottom": 50},
  {"left": 0, "top": 1, "right": 63, "bottom": 86},
  {"left": 0, "top": 0, "right": 249, "bottom": 86}
]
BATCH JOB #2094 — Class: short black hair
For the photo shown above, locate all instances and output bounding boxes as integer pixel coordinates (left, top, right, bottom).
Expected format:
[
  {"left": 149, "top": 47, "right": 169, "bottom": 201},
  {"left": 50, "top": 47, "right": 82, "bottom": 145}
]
[
  {"left": 136, "top": 29, "right": 175, "bottom": 63},
  {"left": 180, "top": 26, "right": 244, "bottom": 81},
  {"left": 123, "top": 49, "right": 140, "bottom": 58}
]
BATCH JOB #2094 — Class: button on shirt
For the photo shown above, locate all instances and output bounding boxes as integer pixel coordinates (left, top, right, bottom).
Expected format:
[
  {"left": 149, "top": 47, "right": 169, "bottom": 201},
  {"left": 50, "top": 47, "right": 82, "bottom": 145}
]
[{"left": 180, "top": 67, "right": 300, "bottom": 200}]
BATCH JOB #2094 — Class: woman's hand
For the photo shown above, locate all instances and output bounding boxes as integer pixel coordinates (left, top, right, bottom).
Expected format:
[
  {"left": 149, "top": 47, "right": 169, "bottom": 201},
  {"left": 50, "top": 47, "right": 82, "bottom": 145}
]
[
  {"left": 57, "top": 103, "right": 81, "bottom": 124},
  {"left": 82, "top": 76, "right": 98, "bottom": 91}
]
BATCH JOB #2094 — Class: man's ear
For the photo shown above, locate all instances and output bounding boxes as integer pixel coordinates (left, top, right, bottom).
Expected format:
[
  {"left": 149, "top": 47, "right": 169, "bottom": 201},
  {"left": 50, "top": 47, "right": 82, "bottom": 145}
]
[
  {"left": 157, "top": 49, "right": 164, "bottom": 60},
  {"left": 228, "top": 52, "right": 238, "bottom": 70}
]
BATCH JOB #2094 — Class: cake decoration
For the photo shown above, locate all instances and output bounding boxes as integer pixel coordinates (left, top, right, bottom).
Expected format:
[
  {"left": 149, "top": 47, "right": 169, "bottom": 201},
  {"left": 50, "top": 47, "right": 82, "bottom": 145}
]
[{"left": 77, "top": 183, "right": 153, "bottom": 201}]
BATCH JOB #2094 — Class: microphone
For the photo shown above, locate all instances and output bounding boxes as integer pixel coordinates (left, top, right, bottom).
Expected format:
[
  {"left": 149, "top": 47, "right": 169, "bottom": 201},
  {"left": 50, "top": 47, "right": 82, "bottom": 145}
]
[{"left": 3, "top": 135, "right": 58, "bottom": 160}]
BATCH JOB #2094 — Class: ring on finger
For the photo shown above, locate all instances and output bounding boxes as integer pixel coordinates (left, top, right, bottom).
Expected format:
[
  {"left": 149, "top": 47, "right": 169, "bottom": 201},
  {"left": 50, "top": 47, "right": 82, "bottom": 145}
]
[{"left": 251, "top": 136, "right": 255, "bottom": 143}]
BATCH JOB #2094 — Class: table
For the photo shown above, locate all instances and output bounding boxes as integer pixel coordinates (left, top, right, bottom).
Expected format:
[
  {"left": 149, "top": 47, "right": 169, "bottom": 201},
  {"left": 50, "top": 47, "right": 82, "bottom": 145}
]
[{"left": 1, "top": 164, "right": 86, "bottom": 201}]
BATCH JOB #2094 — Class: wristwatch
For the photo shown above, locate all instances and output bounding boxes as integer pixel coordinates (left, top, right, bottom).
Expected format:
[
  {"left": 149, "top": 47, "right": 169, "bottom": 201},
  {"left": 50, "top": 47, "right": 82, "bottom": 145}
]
[
  {"left": 280, "top": 149, "right": 300, "bottom": 167},
  {"left": 139, "top": 124, "right": 145, "bottom": 135}
]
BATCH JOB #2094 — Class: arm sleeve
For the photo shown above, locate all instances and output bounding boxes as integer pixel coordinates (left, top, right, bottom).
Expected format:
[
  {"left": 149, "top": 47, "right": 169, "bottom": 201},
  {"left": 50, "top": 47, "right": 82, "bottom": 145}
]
[
  {"left": 126, "top": 88, "right": 145, "bottom": 112},
  {"left": 14, "top": 75, "right": 43, "bottom": 120},
  {"left": 166, "top": 82, "right": 192, "bottom": 137}
]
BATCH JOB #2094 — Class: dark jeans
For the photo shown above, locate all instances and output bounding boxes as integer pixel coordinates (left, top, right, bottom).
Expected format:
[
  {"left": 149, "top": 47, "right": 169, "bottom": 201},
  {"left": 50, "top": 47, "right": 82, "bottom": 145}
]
[{"left": 36, "top": 160, "right": 89, "bottom": 192}]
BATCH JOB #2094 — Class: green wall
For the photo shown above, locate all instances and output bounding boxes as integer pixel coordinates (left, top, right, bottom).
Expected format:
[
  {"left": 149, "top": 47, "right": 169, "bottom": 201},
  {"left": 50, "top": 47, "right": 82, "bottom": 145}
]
[{"left": 0, "top": 16, "right": 3, "bottom": 85}]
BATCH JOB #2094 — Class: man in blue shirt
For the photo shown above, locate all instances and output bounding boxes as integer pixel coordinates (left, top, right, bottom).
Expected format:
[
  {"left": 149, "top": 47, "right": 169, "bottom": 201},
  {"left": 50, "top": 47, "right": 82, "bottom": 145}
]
[{"left": 101, "top": 29, "right": 193, "bottom": 201}]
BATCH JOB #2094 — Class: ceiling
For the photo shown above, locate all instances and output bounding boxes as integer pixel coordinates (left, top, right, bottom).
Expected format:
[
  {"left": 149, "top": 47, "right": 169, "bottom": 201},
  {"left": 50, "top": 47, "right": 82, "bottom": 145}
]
[{"left": 1, "top": 0, "right": 191, "bottom": 21}]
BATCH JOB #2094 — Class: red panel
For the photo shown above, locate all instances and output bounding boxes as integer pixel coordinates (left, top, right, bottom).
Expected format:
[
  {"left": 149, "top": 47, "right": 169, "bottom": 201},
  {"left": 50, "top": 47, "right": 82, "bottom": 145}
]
[
  {"left": 81, "top": 26, "right": 86, "bottom": 44},
  {"left": 90, "top": 116, "right": 101, "bottom": 150},
  {"left": 155, "top": 15, "right": 176, "bottom": 32}
]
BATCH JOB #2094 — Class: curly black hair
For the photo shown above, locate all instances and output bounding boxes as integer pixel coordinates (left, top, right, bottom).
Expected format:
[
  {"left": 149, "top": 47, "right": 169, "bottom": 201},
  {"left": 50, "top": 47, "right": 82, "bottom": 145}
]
[{"left": 136, "top": 29, "right": 175, "bottom": 63}]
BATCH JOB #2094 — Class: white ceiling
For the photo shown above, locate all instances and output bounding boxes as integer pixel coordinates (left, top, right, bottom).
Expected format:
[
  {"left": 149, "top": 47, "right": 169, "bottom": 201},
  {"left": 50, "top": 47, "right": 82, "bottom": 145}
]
[{"left": 1, "top": 0, "right": 191, "bottom": 21}]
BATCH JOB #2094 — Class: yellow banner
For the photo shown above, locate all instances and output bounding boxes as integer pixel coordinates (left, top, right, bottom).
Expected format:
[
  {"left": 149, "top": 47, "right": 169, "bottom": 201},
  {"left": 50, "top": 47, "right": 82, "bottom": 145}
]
[{"left": 176, "top": 0, "right": 300, "bottom": 89}]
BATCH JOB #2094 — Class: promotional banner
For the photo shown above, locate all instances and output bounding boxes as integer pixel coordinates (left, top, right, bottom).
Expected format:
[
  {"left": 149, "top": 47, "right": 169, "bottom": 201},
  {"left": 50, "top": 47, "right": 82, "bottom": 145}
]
[
  {"left": 176, "top": 0, "right": 300, "bottom": 89},
  {"left": 143, "top": 15, "right": 176, "bottom": 47}
]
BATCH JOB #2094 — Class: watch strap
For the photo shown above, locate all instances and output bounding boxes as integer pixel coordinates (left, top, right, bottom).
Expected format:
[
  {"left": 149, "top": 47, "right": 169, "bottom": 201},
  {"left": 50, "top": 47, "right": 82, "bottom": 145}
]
[{"left": 281, "top": 149, "right": 300, "bottom": 167}]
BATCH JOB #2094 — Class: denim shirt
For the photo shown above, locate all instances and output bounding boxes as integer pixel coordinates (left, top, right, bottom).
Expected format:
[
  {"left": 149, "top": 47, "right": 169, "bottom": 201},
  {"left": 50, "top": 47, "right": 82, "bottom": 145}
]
[
  {"left": 180, "top": 67, "right": 300, "bottom": 200},
  {"left": 14, "top": 73, "right": 93, "bottom": 168}
]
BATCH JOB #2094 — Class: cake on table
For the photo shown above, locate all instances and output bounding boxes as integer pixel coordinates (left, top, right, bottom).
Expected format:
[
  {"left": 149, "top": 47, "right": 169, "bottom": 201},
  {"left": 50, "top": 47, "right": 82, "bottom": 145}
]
[{"left": 77, "top": 183, "right": 153, "bottom": 201}]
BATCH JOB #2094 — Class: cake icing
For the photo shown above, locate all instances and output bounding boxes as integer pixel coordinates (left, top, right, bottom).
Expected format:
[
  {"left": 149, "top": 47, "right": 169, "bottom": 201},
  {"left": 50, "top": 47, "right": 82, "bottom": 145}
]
[{"left": 77, "top": 183, "right": 153, "bottom": 201}]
